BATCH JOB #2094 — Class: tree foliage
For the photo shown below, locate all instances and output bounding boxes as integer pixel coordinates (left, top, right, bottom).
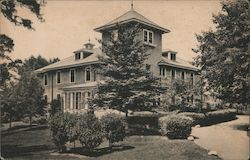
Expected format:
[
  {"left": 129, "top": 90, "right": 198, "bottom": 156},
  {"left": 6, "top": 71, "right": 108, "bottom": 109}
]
[
  {"left": 93, "top": 24, "right": 165, "bottom": 115},
  {"left": 0, "top": 0, "right": 44, "bottom": 85},
  {"left": 194, "top": 0, "right": 250, "bottom": 105},
  {"left": 16, "top": 70, "right": 45, "bottom": 127}
]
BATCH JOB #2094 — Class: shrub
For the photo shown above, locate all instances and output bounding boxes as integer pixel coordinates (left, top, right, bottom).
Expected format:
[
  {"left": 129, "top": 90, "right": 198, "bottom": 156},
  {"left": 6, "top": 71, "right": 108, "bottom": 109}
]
[
  {"left": 205, "top": 109, "right": 237, "bottom": 125},
  {"left": 100, "top": 113, "right": 126, "bottom": 146},
  {"left": 159, "top": 115, "right": 193, "bottom": 139},
  {"left": 49, "top": 112, "right": 77, "bottom": 152},
  {"left": 178, "top": 112, "right": 205, "bottom": 125},
  {"left": 127, "top": 112, "right": 159, "bottom": 135},
  {"left": 77, "top": 113, "right": 103, "bottom": 151}
]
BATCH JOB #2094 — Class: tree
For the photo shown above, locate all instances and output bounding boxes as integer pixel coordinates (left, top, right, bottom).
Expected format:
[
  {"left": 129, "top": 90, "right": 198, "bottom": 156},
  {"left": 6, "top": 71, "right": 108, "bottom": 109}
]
[
  {"left": 17, "top": 70, "right": 45, "bottom": 127},
  {"left": 194, "top": 0, "right": 250, "bottom": 106},
  {"left": 93, "top": 24, "right": 165, "bottom": 116},
  {"left": 19, "top": 55, "right": 60, "bottom": 74},
  {"left": 0, "top": 82, "right": 23, "bottom": 128},
  {"left": 161, "top": 77, "right": 203, "bottom": 112},
  {"left": 0, "top": 0, "right": 44, "bottom": 85}
]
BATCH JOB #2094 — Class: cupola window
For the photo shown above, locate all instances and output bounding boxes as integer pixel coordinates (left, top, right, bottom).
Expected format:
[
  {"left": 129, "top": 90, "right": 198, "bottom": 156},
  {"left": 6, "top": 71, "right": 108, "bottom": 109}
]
[{"left": 143, "top": 29, "right": 154, "bottom": 44}]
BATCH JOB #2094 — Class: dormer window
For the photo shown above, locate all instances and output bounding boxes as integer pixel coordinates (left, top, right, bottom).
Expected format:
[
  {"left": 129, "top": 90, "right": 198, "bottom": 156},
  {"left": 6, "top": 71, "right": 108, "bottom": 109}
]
[
  {"left": 170, "top": 53, "right": 176, "bottom": 61},
  {"left": 143, "top": 29, "right": 154, "bottom": 44},
  {"left": 75, "top": 52, "right": 81, "bottom": 60}
]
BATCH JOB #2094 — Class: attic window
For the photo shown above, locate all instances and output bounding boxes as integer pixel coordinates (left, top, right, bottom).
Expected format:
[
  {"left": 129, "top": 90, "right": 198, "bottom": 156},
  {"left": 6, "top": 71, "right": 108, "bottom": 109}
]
[
  {"left": 170, "top": 53, "right": 176, "bottom": 61},
  {"left": 75, "top": 52, "right": 81, "bottom": 60}
]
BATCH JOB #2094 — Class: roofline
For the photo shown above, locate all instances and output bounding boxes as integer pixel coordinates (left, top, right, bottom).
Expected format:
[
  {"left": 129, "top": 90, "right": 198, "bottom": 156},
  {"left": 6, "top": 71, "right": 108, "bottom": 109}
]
[
  {"left": 158, "top": 61, "right": 200, "bottom": 72},
  {"left": 94, "top": 18, "right": 170, "bottom": 33},
  {"left": 35, "top": 60, "right": 101, "bottom": 74}
]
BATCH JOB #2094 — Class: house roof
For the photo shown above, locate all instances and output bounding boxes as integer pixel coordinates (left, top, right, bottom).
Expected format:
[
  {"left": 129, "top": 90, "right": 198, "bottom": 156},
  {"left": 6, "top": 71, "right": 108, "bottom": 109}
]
[
  {"left": 158, "top": 56, "right": 200, "bottom": 72},
  {"left": 35, "top": 48, "right": 102, "bottom": 73},
  {"left": 94, "top": 9, "right": 170, "bottom": 33}
]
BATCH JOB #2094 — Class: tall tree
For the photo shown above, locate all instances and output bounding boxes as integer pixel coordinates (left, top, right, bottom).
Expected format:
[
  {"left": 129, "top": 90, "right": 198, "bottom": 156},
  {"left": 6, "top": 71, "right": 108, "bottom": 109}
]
[
  {"left": 194, "top": 0, "right": 250, "bottom": 106},
  {"left": 93, "top": 24, "right": 165, "bottom": 116},
  {"left": 17, "top": 70, "right": 45, "bottom": 127}
]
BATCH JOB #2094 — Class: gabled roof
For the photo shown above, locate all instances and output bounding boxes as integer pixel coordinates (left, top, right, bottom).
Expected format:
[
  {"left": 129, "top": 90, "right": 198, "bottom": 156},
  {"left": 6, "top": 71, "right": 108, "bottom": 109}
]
[
  {"left": 94, "top": 9, "right": 170, "bottom": 33},
  {"left": 35, "top": 48, "right": 102, "bottom": 73},
  {"left": 158, "top": 56, "right": 200, "bottom": 72}
]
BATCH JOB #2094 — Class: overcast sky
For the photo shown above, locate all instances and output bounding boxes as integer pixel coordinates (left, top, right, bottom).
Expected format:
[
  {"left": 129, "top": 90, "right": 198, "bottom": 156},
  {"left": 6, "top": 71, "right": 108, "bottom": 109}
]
[{"left": 1, "top": 0, "right": 222, "bottom": 62}]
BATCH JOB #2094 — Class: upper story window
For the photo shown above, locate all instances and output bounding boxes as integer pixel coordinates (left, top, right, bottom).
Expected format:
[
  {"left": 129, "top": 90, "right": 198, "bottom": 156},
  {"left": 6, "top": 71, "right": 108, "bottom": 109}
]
[
  {"left": 171, "top": 69, "right": 176, "bottom": 80},
  {"left": 44, "top": 73, "right": 48, "bottom": 86},
  {"left": 191, "top": 73, "right": 194, "bottom": 86},
  {"left": 143, "top": 29, "right": 154, "bottom": 44},
  {"left": 56, "top": 71, "right": 61, "bottom": 84},
  {"left": 75, "top": 52, "right": 81, "bottom": 60},
  {"left": 112, "top": 29, "right": 118, "bottom": 41},
  {"left": 70, "top": 69, "right": 75, "bottom": 83},
  {"left": 181, "top": 71, "right": 185, "bottom": 80},
  {"left": 170, "top": 53, "right": 176, "bottom": 61},
  {"left": 85, "top": 67, "right": 91, "bottom": 82}
]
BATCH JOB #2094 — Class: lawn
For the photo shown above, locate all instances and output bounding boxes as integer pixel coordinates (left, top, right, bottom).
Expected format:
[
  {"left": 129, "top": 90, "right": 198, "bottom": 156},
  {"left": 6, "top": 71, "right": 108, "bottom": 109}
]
[{"left": 1, "top": 123, "right": 221, "bottom": 160}]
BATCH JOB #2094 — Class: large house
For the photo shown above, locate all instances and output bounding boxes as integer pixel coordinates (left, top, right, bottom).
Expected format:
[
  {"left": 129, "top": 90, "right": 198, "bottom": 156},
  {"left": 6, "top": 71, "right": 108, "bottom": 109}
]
[{"left": 36, "top": 7, "right": 199, "bottom": 112}]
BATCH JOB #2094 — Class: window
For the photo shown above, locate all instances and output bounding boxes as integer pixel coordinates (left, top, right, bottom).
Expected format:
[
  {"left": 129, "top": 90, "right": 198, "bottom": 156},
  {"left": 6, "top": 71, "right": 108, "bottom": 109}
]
[
  {"left": 70, "top": 69, "right": 75, "bottom": 83},
  {"left": 85, "top": 67, "right": 91, "bottom": 81},
  {"left": 44, "top": 95, "right": 47, "bottom": 103},
  {"left": 112, "top": 29, "right": 118, "bottom": 41},
  {"left": 57, "top": 94, "right": 60, "bottom": 100},
  {"left": 75, "top": 52, "right": 81, "bottom": 60},
  {"left": 181, "top": 71, "right": 185, "bottom": 80},
  {"left": 143, "top": 29, "right": 154, "bottom": 44},
  {"left": 171, "top": 70, "right": 176, "bottom": 80},
  {"left": 190, "top": 73, "right": 194, "bottom": 86},
  {"left": 160, "top": 66, "right": 165, "bottom": 77},
  {"left": 56, "top": 71, "right": 61, "bottom": 84},
  {"left": 170, "top": 53, "right": 176, "bottom": 61},
  {"left": 44, "top": 73, "right": 48, "bottom": 86}
]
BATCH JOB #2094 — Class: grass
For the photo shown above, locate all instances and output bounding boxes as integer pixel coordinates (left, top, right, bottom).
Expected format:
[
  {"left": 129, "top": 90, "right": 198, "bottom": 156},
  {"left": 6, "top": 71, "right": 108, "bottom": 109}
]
[{"left": 1, "top": 122, "right": 221, "bottom": 160}]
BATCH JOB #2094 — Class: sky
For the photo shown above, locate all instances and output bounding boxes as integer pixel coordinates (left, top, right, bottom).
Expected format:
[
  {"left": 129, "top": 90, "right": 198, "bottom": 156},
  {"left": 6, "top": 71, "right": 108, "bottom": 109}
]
[{"left": 0, "top": 0, "right": 222, "bottom": 62}]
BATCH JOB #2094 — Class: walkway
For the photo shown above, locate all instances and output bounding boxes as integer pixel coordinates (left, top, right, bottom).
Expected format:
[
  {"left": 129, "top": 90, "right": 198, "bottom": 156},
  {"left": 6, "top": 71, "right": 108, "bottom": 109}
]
[{"left": 192, "top": 115, "right": 249, "bottom": 160}]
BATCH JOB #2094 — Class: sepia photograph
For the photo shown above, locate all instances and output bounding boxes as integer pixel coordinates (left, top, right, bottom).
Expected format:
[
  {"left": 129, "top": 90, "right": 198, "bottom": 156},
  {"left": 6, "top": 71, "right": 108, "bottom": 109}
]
[{"left": 0, "top": 0, "right": 249, "bottom": 159}]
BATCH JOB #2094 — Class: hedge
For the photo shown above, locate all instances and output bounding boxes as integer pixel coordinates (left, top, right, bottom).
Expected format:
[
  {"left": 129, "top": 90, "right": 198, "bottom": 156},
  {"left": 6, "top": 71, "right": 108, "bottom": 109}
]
[
  {"left": 178, "top": 112, "right": 206, "bottom": 125},
  {"left": 204, "top": 109, "right": 237, "bottom": 125},
  {"left": 159, "top": 115, "right": 193, "bottom": 139}
]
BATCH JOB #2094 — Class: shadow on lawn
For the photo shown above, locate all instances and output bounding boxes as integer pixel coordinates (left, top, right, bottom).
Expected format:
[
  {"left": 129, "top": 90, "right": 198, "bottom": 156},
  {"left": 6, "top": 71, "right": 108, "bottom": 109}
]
[
  {"left": 1, "top": 144, "right": 55, "bottom": 158},
  {"left": 2, "top": 125, "right": 49, "bottom": 137},
  {"left": 68, "top": 145, "right": 135, "bottom": 157}
]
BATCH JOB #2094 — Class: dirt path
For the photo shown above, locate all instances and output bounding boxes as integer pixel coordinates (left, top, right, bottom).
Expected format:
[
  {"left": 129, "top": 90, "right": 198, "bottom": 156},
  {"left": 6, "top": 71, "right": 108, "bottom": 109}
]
[{"left": 192, "top": 115, "right": 249, "bottom": 160}]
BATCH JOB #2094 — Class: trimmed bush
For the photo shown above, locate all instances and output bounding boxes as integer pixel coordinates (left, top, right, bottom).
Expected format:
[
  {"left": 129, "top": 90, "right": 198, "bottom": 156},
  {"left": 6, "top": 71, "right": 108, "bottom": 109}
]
[
  {"left": 127, "top": 112, "right": 159, "bottom": 135},
  {"left": 159, "top": 115, "right": 193, "bottom": 139},
  {"left": 49, "top": 112, "right": 77, "bottom": 152},
  {"left": 178, "top": 112, "right": 205, "bottom": 125},
  {"left": 77, "top": 113, "right": 103, "bottom": 151},
  {"left": 100, "top": 113, "right": 126, "bottom": 146},
  {"left": 204, "top": 109, "right": 237, "bottom": 125}
]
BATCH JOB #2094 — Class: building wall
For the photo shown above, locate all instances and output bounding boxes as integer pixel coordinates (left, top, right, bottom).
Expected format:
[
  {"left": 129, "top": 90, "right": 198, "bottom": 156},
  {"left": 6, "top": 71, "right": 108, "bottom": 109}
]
[{"left": 42, "top": 65, "right": 98, "bottom": 103}]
